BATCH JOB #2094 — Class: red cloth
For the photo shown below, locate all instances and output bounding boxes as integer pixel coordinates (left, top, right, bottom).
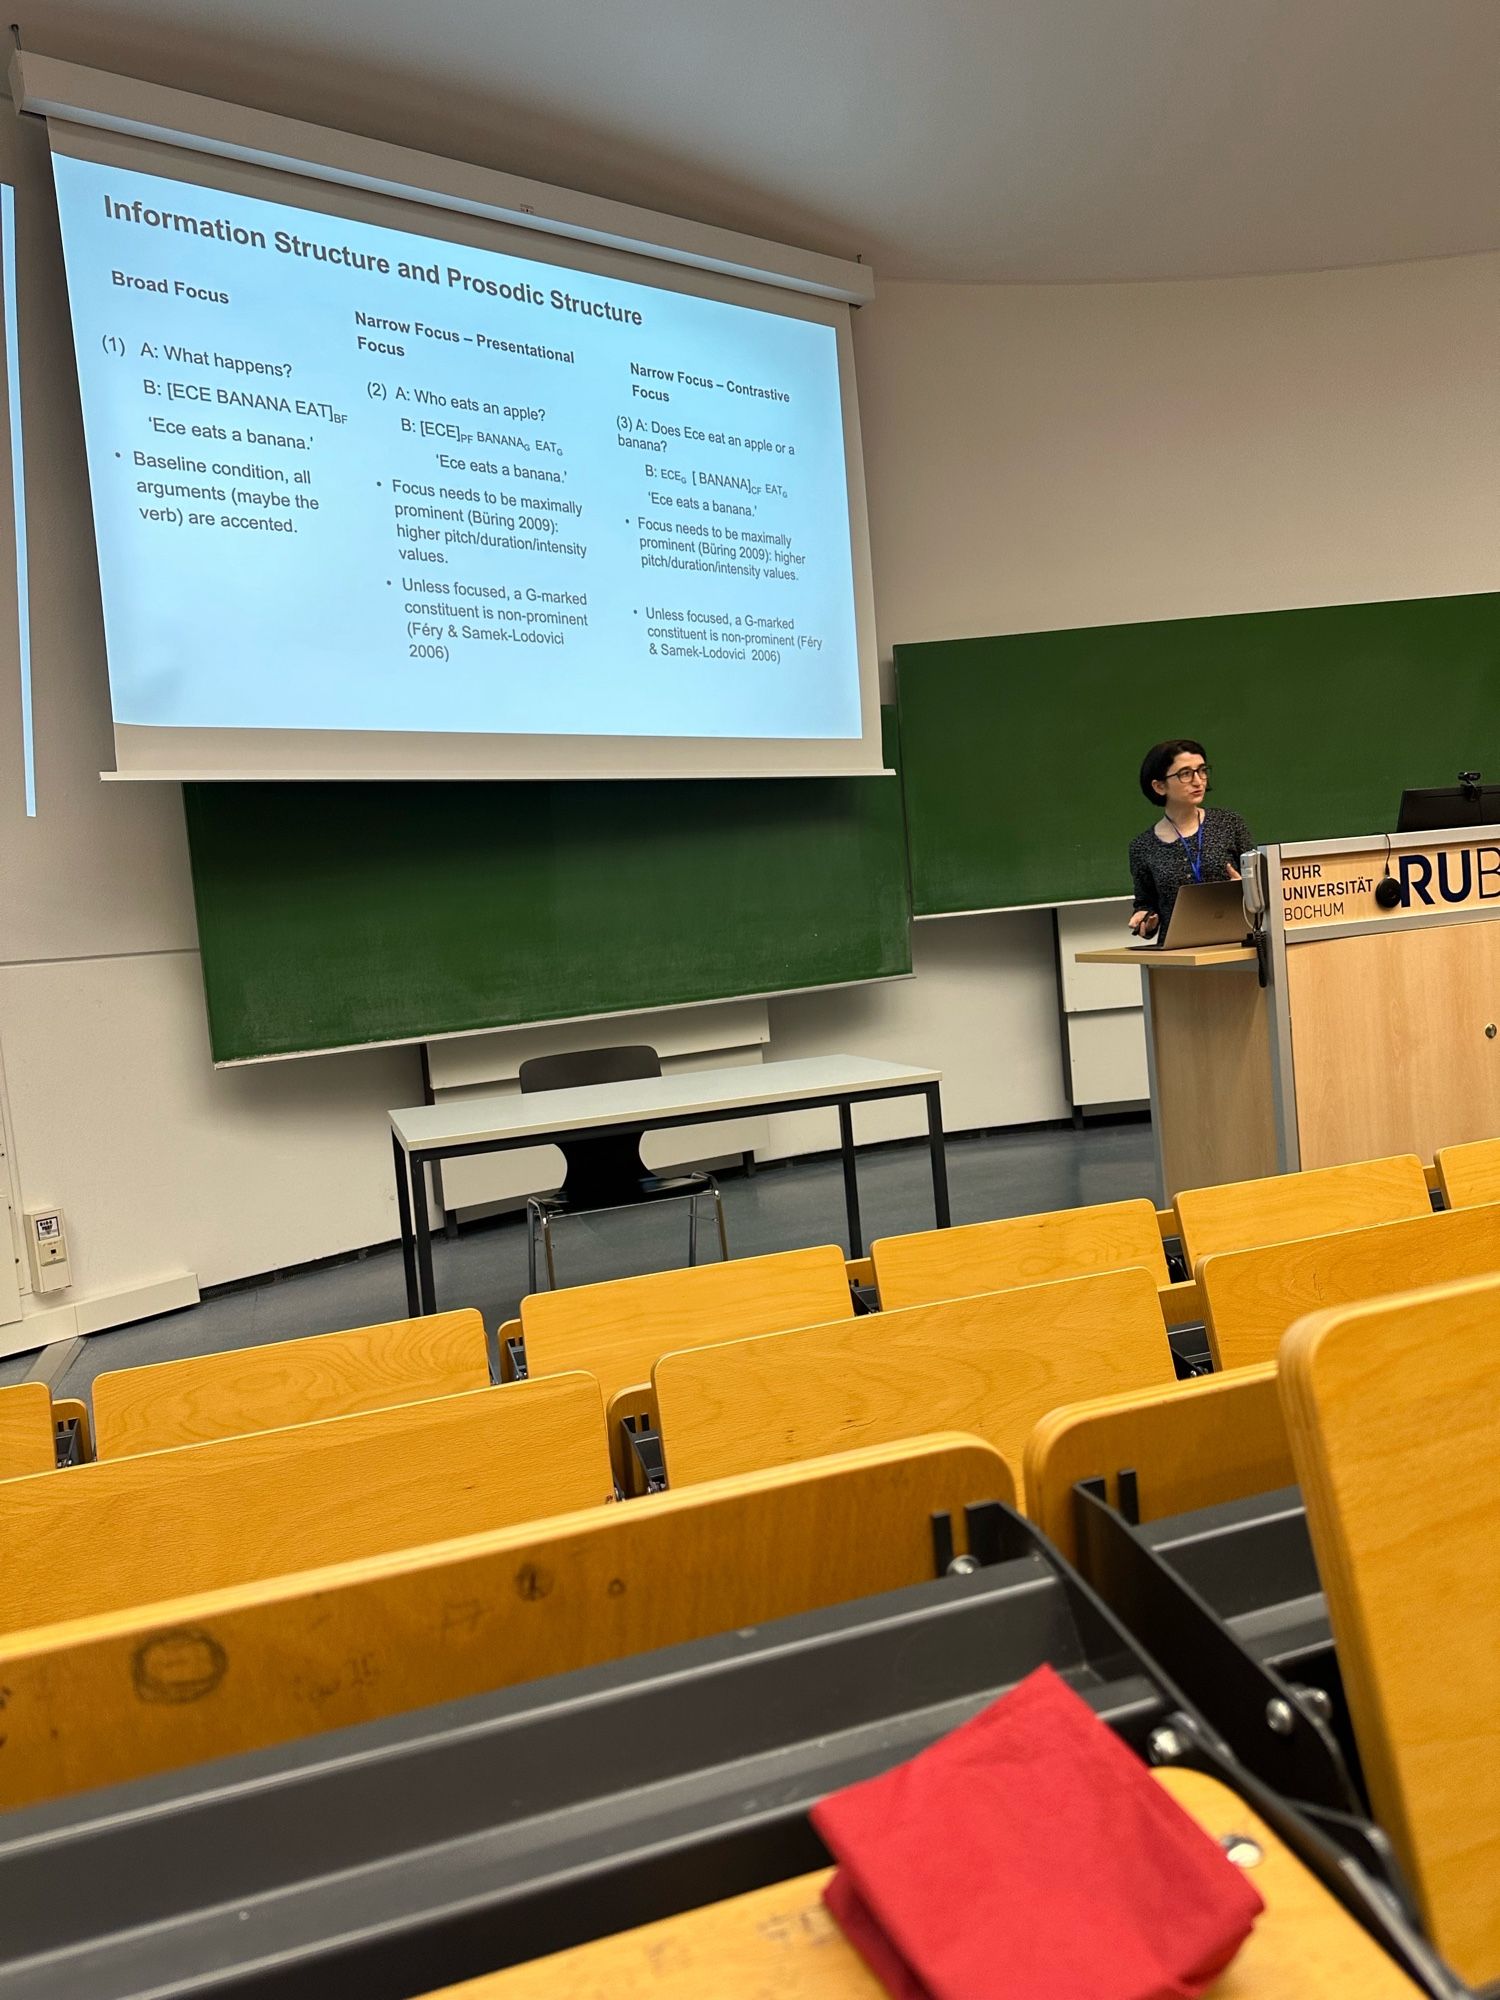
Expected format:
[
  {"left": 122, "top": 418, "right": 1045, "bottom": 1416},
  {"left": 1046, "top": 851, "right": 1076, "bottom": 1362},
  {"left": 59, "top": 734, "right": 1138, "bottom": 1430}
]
[{"left": 811, "top": 1666, "right": 1263, "bottom": 2000}]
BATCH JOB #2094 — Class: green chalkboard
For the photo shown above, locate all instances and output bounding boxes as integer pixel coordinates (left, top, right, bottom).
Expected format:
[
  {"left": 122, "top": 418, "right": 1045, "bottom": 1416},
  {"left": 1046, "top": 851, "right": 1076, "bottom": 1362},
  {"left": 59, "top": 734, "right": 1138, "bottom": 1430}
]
[
  {"left": 185, "top": 712, "right": 910, "bottom": 1063},
  {"left": 895, "top": 593, "right": 1500, "bottom": 915}
]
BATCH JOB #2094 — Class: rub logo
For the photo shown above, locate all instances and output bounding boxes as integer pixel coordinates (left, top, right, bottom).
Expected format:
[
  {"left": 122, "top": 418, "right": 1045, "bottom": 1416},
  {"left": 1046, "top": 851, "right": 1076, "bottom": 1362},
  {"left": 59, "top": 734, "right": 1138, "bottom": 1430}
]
[{"left": 1394, "top": 845, "right": 1500, "bottom": 908}]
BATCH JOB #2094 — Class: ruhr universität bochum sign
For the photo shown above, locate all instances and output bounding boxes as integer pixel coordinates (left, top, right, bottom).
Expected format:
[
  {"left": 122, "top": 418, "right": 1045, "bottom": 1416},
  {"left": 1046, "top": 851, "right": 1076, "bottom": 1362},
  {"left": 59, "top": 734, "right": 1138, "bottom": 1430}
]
[{"left": 1279, "top": 833, "right": 1500, "bottom": 930}]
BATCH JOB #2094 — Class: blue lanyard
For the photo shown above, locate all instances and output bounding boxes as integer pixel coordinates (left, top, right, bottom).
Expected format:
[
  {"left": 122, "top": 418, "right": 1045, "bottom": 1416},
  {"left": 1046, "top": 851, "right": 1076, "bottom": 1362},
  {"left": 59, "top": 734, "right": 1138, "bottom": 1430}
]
[{"left": 1177, "top": 818, "right": 1205, "bottom": 883}]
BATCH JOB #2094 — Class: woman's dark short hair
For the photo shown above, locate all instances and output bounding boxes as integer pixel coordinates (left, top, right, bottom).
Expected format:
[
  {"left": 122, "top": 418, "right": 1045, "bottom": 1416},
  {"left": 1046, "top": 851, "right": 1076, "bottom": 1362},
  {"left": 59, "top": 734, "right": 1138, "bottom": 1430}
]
[{"left": 1140, "top": 739, "right": 1208, "bottom": 804}]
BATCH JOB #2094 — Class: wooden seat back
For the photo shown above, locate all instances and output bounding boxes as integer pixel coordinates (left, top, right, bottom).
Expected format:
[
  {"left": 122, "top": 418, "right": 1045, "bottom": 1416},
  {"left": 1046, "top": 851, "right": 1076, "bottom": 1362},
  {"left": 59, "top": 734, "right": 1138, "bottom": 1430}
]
[
  {"left": 1174, "top": 1153, "right": 1428, "bottom": 1272},
  {"left": 870, "top": 1198, "right": 1169, "bottom": 1310},
  {"left": 518, "top": 1243, "right": 853, "bottom": 1404},
  {"left": 0, "top": 1374, "right": 611, "bottom": 1635},
  {"left": 0, "top": 1382, "right": 58, "bottom": 1481},
  {"left": 1280, "top": 1275, "right": 1500, "bottom": 1987},
  {"left": 0, "top": 1433, "right": 1010, "bottom": 1811},
  {"left": 655, "top": 1265, "right": 1176, "bottom": 1505},
  {"left": 428, "top": 1769, "right": 1426, "bottom": 1998},
  {"left": 1434, "top": 1134, "right": 1500, "bottom": 1211},
  {"left": 1023, "top": 1365, "right": 1292, "bottom": 1564},
  {"left": 93, "top": 1308, "right": 491, "bottom": 1457},
  {"left": 1201, "top": 1201, "right": 1500, "bottom": 1369}
]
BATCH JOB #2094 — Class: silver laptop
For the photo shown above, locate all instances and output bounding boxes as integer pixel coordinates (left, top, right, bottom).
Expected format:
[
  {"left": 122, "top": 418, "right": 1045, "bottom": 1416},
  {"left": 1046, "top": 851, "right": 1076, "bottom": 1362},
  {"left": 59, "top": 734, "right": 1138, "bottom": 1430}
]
[{"left": 1136, "top": 878, "right": 1247, "bottom": 950}]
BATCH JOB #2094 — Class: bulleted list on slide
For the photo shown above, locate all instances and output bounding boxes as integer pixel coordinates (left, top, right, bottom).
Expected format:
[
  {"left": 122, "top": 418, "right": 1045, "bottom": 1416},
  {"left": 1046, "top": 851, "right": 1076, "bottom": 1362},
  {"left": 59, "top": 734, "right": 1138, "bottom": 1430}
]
[{"left": 51, "top": 153, "right": 863, "bottom": 740}]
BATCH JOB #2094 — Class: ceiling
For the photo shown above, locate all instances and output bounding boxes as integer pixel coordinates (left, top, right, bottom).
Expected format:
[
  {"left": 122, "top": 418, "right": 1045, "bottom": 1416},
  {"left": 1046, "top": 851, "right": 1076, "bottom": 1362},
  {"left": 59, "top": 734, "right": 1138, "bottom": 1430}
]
[{"left": 25, "top": 1, "right": 1500, "bottom": 283}]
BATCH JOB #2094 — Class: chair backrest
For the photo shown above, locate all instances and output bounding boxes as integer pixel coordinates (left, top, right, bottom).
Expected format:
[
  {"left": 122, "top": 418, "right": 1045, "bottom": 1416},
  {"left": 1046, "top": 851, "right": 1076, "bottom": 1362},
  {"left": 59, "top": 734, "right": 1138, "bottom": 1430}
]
[
  {"left": 92, "top": 1308, "right": 491, "bottom": 1458},
  {"left": 0, "top": 1432, "right": 1010, "bottom": 1812},
  {"left": 1174, "top": 1153, "right": 1429, "bottom": 1272},
  {"left": 0, "top": 1374, "right": 611, "bottom": 1635},
  {"left": 519, "top": 1242, "right": 853, "bottom": 1405},
  {"left": 517, "top": 1044, "right": 662, "bottom": 1093},
  {"left": 0, "top": 1383, "right": 57, "bottom": 1481},
  {"left": 1201, "top": 1201, "right": 1500, "bottom": 1370},
  {"left": 1023, "top": 1365, "right": 1291, "bottom": 1565},
  {"left": 1280, "top": 1275, "right": 1500, "bottom": 1987},
  {"left": 518, "top": 1045, "right": 664, "bottom": 1203},
  {"left": 655, "top": 1264, "right": 1176, "bottom": 1505},
  {"left": 1434, "top": 1135, "right": 1500, "bottom": 1211},
  {"left": 870, "top": 1198, "right": 1169, "bottom": 1310}
]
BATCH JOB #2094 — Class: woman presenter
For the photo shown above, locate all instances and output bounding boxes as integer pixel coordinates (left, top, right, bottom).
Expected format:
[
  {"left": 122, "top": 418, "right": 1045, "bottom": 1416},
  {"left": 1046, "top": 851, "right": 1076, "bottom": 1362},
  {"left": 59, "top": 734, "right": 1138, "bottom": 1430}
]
[{"left": 1128, "top": 740, "right": 1253, "bottom": 941}]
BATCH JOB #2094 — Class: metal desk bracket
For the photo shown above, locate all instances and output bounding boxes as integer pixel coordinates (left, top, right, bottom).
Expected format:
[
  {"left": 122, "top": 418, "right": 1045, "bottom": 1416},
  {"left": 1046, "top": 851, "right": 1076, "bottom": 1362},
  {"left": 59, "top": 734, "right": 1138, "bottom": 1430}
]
[
  {"left": 1143, "top": 1709, "right": 1463, "bottom": 2000},
  {"left": 929, "top": 1500, "right": 1032, "bottom": 1577},
  {"left": 1073, "top": 1478, "right": 1358, "bottom": 1817},
  {"left": 621, "top": 1413, "right": 668, "bottom": 1494}
]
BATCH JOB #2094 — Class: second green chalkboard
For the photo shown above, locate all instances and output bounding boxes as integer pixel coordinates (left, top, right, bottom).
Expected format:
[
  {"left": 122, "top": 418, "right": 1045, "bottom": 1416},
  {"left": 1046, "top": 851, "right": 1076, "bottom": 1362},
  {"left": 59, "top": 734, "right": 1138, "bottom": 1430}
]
[{"left": 896, "top": 592, "right": 1500, "bottom": 914}]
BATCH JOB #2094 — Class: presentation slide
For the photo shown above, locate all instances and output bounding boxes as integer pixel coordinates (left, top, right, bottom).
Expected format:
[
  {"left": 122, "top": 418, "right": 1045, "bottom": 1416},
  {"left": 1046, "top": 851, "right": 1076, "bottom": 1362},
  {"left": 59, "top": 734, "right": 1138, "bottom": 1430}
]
[{"left": 50, "top": 153, "right": 865, "bottom": 753}]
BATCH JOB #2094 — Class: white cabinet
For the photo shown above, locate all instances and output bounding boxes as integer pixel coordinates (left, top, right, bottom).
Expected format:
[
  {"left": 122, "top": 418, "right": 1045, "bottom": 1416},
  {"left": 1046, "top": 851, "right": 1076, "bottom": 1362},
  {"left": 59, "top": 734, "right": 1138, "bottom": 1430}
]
[{"left": 1054, "top": 903, "right": 1149, "bottom": 1113}]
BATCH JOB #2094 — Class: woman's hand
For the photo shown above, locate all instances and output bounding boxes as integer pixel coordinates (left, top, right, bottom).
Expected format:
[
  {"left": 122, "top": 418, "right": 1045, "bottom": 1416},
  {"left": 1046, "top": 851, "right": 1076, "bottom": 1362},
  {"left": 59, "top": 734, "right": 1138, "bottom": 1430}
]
[
  {"left": 1227, "top": 863, "right": 1241, "bottom": 881},
  {"left": 1129, "top": 909, "right": 1159, "bottom": 937}
]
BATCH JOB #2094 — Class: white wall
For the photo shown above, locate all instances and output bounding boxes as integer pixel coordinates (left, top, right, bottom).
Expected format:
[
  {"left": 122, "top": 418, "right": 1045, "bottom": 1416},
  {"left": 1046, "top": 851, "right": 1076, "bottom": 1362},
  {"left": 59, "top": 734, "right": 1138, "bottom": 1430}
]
[
  {"left": 853, "top": 255, "right": 1500, "bottom": 645},
  {"left": 2, "top": 71, "right": 1497, "bottom": 1313}
]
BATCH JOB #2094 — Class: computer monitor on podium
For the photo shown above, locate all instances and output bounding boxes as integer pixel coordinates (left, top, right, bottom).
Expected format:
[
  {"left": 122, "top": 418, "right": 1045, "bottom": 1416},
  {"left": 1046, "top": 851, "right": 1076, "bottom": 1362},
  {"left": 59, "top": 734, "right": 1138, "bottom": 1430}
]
[{"left": 1397, "top": 774, "right": 1500, "bottom": 833}]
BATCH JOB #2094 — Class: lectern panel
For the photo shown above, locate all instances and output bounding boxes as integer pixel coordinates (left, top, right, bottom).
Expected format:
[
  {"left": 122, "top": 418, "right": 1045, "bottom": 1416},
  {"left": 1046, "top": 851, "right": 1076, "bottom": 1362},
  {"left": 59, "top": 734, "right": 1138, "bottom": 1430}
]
[
  {"left": 1147, "top": 965, "right": 1278, "bottom": 1198},
  {"left": 1287, "top": 921, "right": 1500, "bottom": 1168}
]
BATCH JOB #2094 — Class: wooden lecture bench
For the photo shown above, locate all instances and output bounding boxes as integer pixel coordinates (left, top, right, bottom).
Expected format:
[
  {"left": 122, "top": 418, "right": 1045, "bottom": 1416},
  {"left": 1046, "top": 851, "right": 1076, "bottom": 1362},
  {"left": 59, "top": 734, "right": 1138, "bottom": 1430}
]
[
  {"left": 1173, "top": 1153, "right": 1431, "bottom": 1273},
  {"left": 0, "top": 1381, "right": 65, "bottom": 1480},
  {"left": 515, "top": 1242, "right": 854, "bottom": 1395},
  {"left": 1023, "top": 1364, "right": 1293, "bottom": 1566},
  {"left": 1433, "top": 1133, "right": 1500, "bottom": 1209},
  {"left": 420, "top": 1770, "right": 1427, "bottom": 1998},
  {"left": 653, "top": 1264, "right": 1178, "bottom": 1507},
  {"left": 1201, "top": 1200, "right": 1500, "bottom": 1369},
  {"left": 870, "top": 1197, "right": 1169, "bottom": 1307},
  {"left": 0, "top": 1372, "right": 612, "bottom": 1635},
  {"left": 0, "top": 1433, "right": 1011, "bottom": 1810},
  {"left": 91, "top": 1306, "right": 491, "bottom": 1457}
]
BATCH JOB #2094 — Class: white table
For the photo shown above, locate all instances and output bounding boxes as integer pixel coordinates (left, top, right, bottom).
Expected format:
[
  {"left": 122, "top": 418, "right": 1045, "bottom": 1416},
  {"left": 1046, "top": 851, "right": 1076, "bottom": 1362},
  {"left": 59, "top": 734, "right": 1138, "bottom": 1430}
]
[{"left": 389, "top": 1054, "right": 949, "bottom": 1314}]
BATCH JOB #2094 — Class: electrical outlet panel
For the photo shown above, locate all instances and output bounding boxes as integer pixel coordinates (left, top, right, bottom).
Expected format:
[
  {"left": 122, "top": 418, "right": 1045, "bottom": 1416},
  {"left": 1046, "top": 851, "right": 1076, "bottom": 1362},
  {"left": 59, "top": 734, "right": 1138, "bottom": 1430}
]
[{"left": 24, "top": 1207, "right": 70, "bottom": 1294}]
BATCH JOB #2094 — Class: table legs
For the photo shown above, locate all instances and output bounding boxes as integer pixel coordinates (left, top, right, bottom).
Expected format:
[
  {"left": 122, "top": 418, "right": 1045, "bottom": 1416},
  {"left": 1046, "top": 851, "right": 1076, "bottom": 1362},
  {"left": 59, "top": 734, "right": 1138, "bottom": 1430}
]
[
  {"left": 411, "top": 1154, "right": 437, "bottom": 1316},
  {"left": 394, "top": 1133, "right": 419, "bottom": 1316},
  {"left": 924, "top": 1083, "right": 951, "bottom": 1228},
  {"left": 392, "top": 1083, "right": 951, "bottom": 1318},
  {"left": 837, "top": 1101, "right": 864, "bottom": 1259}
]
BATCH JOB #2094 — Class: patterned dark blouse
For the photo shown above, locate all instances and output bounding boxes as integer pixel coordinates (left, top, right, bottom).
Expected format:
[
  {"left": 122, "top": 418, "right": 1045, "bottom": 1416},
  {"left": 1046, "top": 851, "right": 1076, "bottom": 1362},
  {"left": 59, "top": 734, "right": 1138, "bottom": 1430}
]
[{"left": 1128, "top": 806, "right": 1254, "bottom": 934}]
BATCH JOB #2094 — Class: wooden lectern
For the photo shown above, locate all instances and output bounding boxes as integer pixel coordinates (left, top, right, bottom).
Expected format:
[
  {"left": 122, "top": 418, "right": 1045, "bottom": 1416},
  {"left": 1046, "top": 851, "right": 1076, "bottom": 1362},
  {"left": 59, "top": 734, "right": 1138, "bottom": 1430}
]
[{"left": 1080, "top": 826, "right": 1500, "bottom": 1200}]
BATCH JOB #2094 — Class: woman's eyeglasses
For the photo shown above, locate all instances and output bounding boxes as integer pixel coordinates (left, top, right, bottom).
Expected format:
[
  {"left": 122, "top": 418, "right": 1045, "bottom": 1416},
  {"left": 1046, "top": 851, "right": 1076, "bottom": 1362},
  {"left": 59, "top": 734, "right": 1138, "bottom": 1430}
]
[{"left": 1166, "top": 763, "right": 1211, "bottom": 785}]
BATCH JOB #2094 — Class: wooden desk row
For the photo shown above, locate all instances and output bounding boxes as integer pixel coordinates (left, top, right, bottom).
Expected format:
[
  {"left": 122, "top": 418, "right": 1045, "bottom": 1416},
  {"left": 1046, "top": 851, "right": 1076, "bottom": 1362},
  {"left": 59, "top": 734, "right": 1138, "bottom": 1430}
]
[
  {"left": 6, "top": 1189, "right": 1500, "bottom": 1601},
  {"left": 434, "top": 1776, "right": 1430, "bottom": 2000},
  {"left": 9, "top": 1132, "right": 1496, "bottom": 1492},
  {"left": 3, "top": 1261, "right": 1497, "bottom": 1991},
  {"left": 2, "top": 1271, "right": 1484, "bottom": 2000}
]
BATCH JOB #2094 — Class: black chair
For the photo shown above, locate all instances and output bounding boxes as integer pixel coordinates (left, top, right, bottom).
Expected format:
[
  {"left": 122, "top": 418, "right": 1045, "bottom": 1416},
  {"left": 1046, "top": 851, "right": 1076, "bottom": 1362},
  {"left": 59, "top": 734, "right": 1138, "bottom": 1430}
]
[{"left": 519, "top": 1045, "right": 729, "bottom": 1292}]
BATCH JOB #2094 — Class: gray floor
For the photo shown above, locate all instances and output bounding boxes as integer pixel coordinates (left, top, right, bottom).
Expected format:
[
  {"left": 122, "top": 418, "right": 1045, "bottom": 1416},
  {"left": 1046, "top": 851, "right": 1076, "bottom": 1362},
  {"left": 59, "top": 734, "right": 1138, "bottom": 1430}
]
[{"left": 8, "top": 1118, "right": 1156, "bottom": 1404}]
